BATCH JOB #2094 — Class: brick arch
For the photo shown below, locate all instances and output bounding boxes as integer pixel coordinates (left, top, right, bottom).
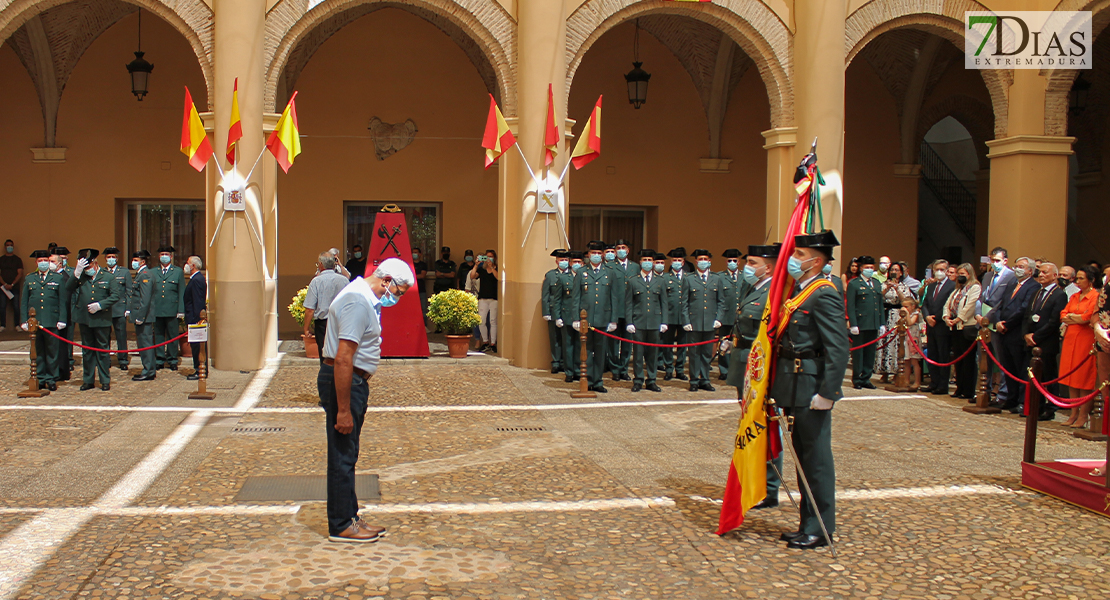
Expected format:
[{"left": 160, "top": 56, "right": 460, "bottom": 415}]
[
  {"left": 845, "top": 0, "right": 1012, "bottom": 139},
  {"left": 265, "top": 0, "right": 515, "bottom": 114},
  {"left": 566, "top": 0, "right": 792, "bottom": 128},
  {"left": 1043, "top": 1, "right": 1110, "bottom": 135},
  {"left": 915, "top": 95, "right": 995, "bottom": 170},
  {"left": 0, "top": 0, "right": 214, "bottom": 106}
]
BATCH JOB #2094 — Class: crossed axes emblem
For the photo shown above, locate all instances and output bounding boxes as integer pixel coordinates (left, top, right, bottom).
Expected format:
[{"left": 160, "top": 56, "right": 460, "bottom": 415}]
[{"left": 377, "top": 224, "right": 402, "bottom": 256}]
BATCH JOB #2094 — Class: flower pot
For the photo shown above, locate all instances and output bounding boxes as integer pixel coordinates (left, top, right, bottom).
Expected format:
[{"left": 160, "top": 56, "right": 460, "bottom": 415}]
[
  {"left": 445, "top": 334, "right": 472, "bottom": 358},
  {"left": 180, "top": 339, "right": 192, "bottom": 357},
  {"left": 303, "top": 334, "right": 320, "bottom": 359}
]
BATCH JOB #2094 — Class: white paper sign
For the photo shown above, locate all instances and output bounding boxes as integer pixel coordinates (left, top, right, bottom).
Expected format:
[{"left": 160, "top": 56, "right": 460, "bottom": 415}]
[{"left": 188, "top": 324, "right": 208, "bottom": 342}]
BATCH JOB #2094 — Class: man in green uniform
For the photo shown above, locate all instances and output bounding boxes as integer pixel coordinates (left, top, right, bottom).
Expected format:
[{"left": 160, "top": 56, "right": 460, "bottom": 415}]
[
  {"left": 682, "top": 249, "right": 725, "bottom": 392},
  {"left": 69, "top": 249, "right": 122, "bottom": 390},
  {"left": 845, "top": 255, "right": 884, "bottom": 389},
  {"left": 823, "top": 257, "right": 845, "bottom": 296},
  {"left": 725, "top": 244, "right": 783, "bottom": 509},
  {"left": 52, "top": 246, "right": 76, "bottom": 380},
  {"left": 717, "top": 249, "right": 743, "bottom": 381},
  {"left": 103, "top": 247, "right": 132, "bottom": 370},
  {"left": 541, "top": 250, "right": 567, "bottom": 374},
  {"left": 659, "top": 248, "right": 690, "bottom": 381},
  {"left": 152, "top": 245, "right": 186, "bottom": 371},
  {"left": 771, "top": 230, "right": 849, "bottom": 549},
  {"left": 129, "top": 251, "right": 158, "bottom": 381},
  {"left": 606, "top": 240, "right": 634, "bottom": 382},
  {"left": 556, "top": 252, "right": 584, "bottom": 383},
  {"left": 626, "top": 249, "right": 668, "bottom": 392},
  {"left": 571, "top": 241, "right": 620, "bottom": 393},
  {"left": 20, "top": 250, "right": 67, "bottom": 391}
]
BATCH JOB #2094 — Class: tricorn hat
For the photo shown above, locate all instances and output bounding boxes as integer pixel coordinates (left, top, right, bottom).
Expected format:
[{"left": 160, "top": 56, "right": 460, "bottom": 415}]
[
  {"left": 613, "top": 238, "right": 630, "bottom": 247},
  {"left": 667, "top": 248, "right": 686, "bottom": 259},
  {"left": 795, "top": 230, "right": 840, "bottom": 258},
  {"left": 692, "top": 249, "right": 712, "bottom": 259},
  {"left": 77, "top": 248, "right": 99, "bottom": 261},
  {"left": 132, "top": 250, "right": 151, "bottom": 259},
  {"left": 103, "top": 247, "right": 120, "bottom": 255},
  {"left": 53, "top": 246, "right": 70, "bottom": 255},
  {"left": 856, "top": 254, "right": 876, "bottom": 265},
  {"left": 722, "top": 249, "right": 741, "bottom": 259},
  {"left": 639, "top": 248, "right": 655, "bottom": 258},
  {"left": 654, "top": 253, "right": 666, "bottom": 261},
  {"left": 747, "top": 244, "right": 781, "bottom": 259},
  {"left": 30, "top": 250, "right": 50, "bottom": 259},
  {"left": 550, "top": 249, "right": 567, "bottom": 257},
  {"left": 157, "top": 245, "right": 175, "bottom": 254},
  {"left": 587, "top": 240, "right": 606, "bottom": 251},
  {"left": 569, "top": 251, "right": 585, "bottom": 260}
]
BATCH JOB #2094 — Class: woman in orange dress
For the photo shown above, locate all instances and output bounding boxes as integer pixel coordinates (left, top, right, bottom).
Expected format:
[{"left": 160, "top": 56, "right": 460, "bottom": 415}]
[{"left": 1059, "top": 265, "right": 1101, "bottom": 428}]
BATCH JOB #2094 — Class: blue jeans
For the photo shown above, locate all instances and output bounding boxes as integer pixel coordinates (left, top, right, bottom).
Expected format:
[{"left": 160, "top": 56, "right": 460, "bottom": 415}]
[{"left": 317, "top": 362, "right": 370, "bottom": 536}]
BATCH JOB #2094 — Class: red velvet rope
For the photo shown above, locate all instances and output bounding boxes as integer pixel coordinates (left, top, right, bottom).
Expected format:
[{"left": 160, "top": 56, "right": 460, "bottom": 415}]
[
  {"left": 1028, "top": 374, "right": 1105, "bottom": 409},
  {"left": 907, "top": 333, "right": 978, "bottom": 367},
  {"left": 40, "top": 326, "right": 188, "bottom": 353},
  {"left": 587, "top": 326, "right": 720, "bottom": 348},
  {"left": 848, "top": 327, "right": 898, "bottom": 352}
]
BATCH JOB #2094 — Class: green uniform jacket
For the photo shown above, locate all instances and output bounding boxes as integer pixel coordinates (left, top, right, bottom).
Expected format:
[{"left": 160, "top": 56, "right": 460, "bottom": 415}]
[
  {"left": 60, "top": 267, "right": 76, "bottom": 313},
  {"left": 625, "top": 272, "right": 669, "bottom": 330},
  {"left": 106, "top": 266, "right": 133, "bottom": 318},
  {"left": 554, "top": 270, "right": 579, "bottom": 323},
  {"left": 732, "top": 279, "right": 771, "bottom": 365},
  {"left": 681, "top": 271, "right": 726, "bottom": 331},
  {"left": 572, "top": 266, "right": 622, "bottom": 327},
  {"left": 769, "top": 281, "right": 850, "bottom": 406},
  {"left": 606, "top": 261, "right": 635, "bottom": 320},
  {"left": 153, "top": 265, "right": 186, "bottom": 317},
  {"left": 20, "top": 271, "right": 68, "bottom": 327},
  {"left": 717, "top": 270, "right": 742, "bottom": 327},
  {"left": 827, "top": 274, "right": 845, "bottom": 296},
  {"left": 845, "top": 276, "right": 883, "bottom": 330},
  {"left": 541, "top": 268, "right": 561, "bottom": 319},
  {"left": 129, "top": 267, "right": 156, "bottom": 325},
  {"left": 66, "top": 269, "right": 121, "bottom": 328},
  {"left": 662, "top": 271, "right": 685, "bottom": 325}
]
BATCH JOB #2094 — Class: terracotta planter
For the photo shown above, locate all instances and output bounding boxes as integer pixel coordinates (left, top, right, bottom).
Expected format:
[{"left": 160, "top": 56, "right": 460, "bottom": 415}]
[
  {"left": 303, "top": 334, "right": 320, "bottom": 359},
  {"left": 180, "top": 339, "right": 192, "bottom": 357},
  {"left": 445, "top": 334, "right": 472, "bottom": 358}
]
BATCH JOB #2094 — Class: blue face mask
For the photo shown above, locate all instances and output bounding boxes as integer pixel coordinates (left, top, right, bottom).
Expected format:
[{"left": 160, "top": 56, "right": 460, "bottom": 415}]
[
  {"left": 571, "top": 263, "right": 583, "bottom": 272},
  {"left": 131, "top": 260, "right": 141, "bottom": 270},
  {"left": 160, "top": 255, "right": 171, "bottom": 265},
  {"left": 5, "top": 246, "right": 12, "bottom": 253},
  {"left": 991, "top": 261, "right": 1003, "bottom": 273},
  {"left": 106, "top": 258, "right": 117, "bottom": 267},
  {"left": 727, "top": 260, "right": 739, "bottom": 272},
  {"left": 590, "top": 254, "right": 603, "bottom": 266},
  {"left": 380, "top": 284, "right": 399, "bottom": 308},
  {"left": 788, "top": 256, "right": 818, "bottom": 280},
  {"left": 465, "top": 256, "right": 474, "bottom": 263},
  {"left": 742, "top": 265, "right": 759, "bottom": 285},
  {"left": 671, "top": 261, "right": 683, "bottom": 272},
  {"left": 653, "top": 262, "right": 665, "bottom": 274},
  {"left": 354, "top": 252, "right": 363, "bottom": 259},
  {"left": 412, "top": 253, "right": 420, "bottom": 261},
  {"left": 558, "top": 260, "right": 569, "bottom": 270},
  {"left": 37, "top": 261, "right": 50, "bottom": 272},
  {"left": 604, "top": 251, "right": 616, "bottom": 262},
  {"left": 697, "top": 260, "right": 711, "bottom": 271},
  {"left": 85, "top": 267, "right": 97, "bottom": 277},
  {"left": 861, "top": 268, "right": 875, "bottom": 279},
  {"left": 822, "top": 263, "right": 833, "bottom": 275},
  {"left": 617, "top": 249, "right": 628, "bottom": 260},
  {"left": 641, "top": 260, "right": 653, "bottom": 272}
]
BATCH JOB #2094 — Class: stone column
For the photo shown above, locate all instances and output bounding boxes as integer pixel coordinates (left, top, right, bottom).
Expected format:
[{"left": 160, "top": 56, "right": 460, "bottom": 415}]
[
  {"left": 793, "top": 0, "right": 846, "bottom": 252},
  {"left": 207, "top": 0, "right": 273, "bottom": 370},
  {"left": 497, "top": 1, "right": 568, "bottom": 368},
  {"left": 762, "top": 127, "right": 797, "bottom": 241},
  {"left": 974, "top": 169, "right": 991, "bottom": 257}
]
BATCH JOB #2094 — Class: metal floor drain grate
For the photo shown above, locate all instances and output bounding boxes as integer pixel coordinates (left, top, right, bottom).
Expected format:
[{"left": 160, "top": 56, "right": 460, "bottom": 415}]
[
  {"left": 232, "top": 426, "right": 287, "bottom": 433},
  {"left": 495, "top": 426, "right": 546, "bottom": 432}
]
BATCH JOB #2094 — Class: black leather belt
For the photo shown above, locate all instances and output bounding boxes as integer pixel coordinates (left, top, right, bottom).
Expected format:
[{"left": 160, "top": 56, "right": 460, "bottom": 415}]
[
  {"left": 322, "top": 358, "right": 370, "bottom": 381},
  {"left": 778, "top": 347, "right": 824, "bottom": 360}
]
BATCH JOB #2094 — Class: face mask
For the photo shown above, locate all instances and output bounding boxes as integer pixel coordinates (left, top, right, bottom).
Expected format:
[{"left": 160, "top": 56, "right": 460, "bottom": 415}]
[
  {"left": 590, "top": 254, "right": 603, "bottom": 266},
  {"left": 412, "top": 253, "right": 420, "bottom": 261},
  {"left": 653, "top": 263, "right": 665, "bottom": 274},
  {"left": 742, "top": 265, "right": 759, "bottom": 285},
  {"left": 992, "top": 261, "right": 1003, "bottom": 273},
  {"left": 380, "top": 284, "right": 399, "bottom": 308},
  {"left": 571, "top": 263, "right": 583, "bottom": 272},
  {"left": 4, "top": 246, "right": 11, "bottom": 253},
  {"left": 861, "top": 268, "right": 875, "bottom": 279},
  {"left": 52, "top": 262, "right": 62, "bottom": 272},
  {"left": 697, "top": 260, "right": 711, "bottom": 271},
  {"left": 1058, "top": 277, "right": 1069, "bottom": 288},
  {"left": 160, "top": 255, "right": 171, "bottom": 265},
  {"left": 879, "top": 263, "right": 890, "bottom": 273},
  {"left": 184, "top": 265, "right": 193, "bottom": 276},
  {"left": 465, "top": 256, "right": 474, "bottom": 263},
  {"left": 1014, "top": 267, "right": 1026, "bottom": 278},
  {"left": 672, "top": 261, "right": 683, "bottom": 271},
  {"left": 131, "top": 260, "right": 141, "bottom": 270},
  {"left": 558, "top": 260, "right": 569, "bottom": 270},
  {"left": 106, "top": 258, "right": 117, "bottom": 267},
  {"left": 822, "top": 263, "right": 833, "bottom": 275},
  {"left": 85, "top": 267, "right": 96, "bottom": 277},
  {"left": 727, "top": 260, "right": 739, "bottom": 272},
  {"left": 957, "top": 275, "right": 968, "bottom": 285},
  {"left": 37, "top": 261, "right": 50, "bottom": 272},
  {"left": 354, "top": 252, "right": 362, "bottom": 259},
  {"left": 788, "top": 256, "right": 817, "bottom": 280},
  {"left": 641, "top": 260, "right": 653, "bottom": 272},
  {"left": 604, "top": 251, "right": 616, "bottom": 262},
  {"left": 617, "top": 249, "right": 628, "bottom": 260}
]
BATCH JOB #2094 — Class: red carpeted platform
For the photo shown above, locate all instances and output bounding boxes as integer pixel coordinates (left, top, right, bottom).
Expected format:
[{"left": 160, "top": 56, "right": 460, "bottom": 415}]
[{"left": 1022, "top": 460, "right": 1110, "bottom": 518}]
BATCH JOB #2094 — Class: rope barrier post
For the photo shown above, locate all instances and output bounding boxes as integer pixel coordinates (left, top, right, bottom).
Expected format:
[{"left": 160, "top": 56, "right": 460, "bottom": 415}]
[
  {"left": 1022, "top": 348, "right": 1045, "bottom": 464},
  {"left": 885, "top": 315, "right": 911, "bottom": 393},
  {"left": 17, "top": 308, "right": 49, "bottom": 398},
  {"left": 966, "top": 332, "right": 1000, "bottom": 415},
  {"left": 570, "top": 308, "right": 595, "bottom": 399},
  {"left": 187, "top": 310, "right": 216, "bottom": 400}
]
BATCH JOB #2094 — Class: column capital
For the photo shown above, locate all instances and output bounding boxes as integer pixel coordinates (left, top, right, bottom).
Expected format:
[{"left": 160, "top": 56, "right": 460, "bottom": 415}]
[
  {"left": 986, "top": 135, "right": 1076, "bottom": 159},
  {"left": 761, "top": 127, "right": 798, "bottom": 150},
  {"left": 892, "top": 164, "right": 921, "bottom": 178}
]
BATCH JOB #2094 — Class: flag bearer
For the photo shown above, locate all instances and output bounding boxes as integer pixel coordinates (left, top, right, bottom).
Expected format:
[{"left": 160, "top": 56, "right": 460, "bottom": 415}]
[
  {"left": 571, "top": 241, "right": 621, "bottom": 393},
  {"left": 717, "top": 249, "right": 743, "bottom": 381},
  {"left": 626, "top": 249, "right": 668, "bottom": 392},
  {"left": 20, "top": 250, "right": 67, "bottom": 391},
  {"left": 682, "top": 249, "right": 725, "bottom": 392},
  {"left": 542, "top": 250, "right": 568, "bottom": 374},
  {"left": 68, "top": 249, "right": 121, "bottom": 391}
]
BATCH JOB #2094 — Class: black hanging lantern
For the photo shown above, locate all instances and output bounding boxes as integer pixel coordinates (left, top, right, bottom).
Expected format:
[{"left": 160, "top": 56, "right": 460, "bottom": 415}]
[
  {"left": 1069, "top": 74, "right": 1091, "bottom": 115},
  {"left": 624, "top": 19, "right": 650, "bottom": 109},
  {"left": 125, "top": 10, "right": 154, "bottom": 101}
]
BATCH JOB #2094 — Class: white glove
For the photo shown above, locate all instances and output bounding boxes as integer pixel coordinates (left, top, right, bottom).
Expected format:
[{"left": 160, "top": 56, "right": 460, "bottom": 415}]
[
  {"left": 713, "top": 320, "right": 722, "bottom": 329},
  {"left": 135, "top": 320, "right": 143, "bottom": 325},
  {"left": 810, "top": 394, "right": 835, "bottom": 411},
  {"left": 57, "top": 322, "right": 66, "bottom": 330},
  {"left": 719, "top": 338, "right": 732, "bottom": 353},
  {"left": 683, "top": 324, "right": 693, "bottom": 332},
  {"left": 20, "top": 322, "right": 28, "bottom": 331},
  {"left": 606, "top": 322, "right": 617, "bottom": 332},
  {"left": 74, "top": 258, "right": 88, "bottom": 274},
  {"left": 88, "top": 302, "right": 101, "bottom": 314},
  {"left": 660, "top": 324, "right": 668, "bottom": 333},
  {"left": 572, "top": 321, "right": 580, "bottom": 331},
  {"left": 556, "top": 319, "right": 564, "bottom": 328},
  {"left": 879, "top": 325, "right": 887, "bottom": 336},
  {"left": 176, "top": 313, "right": 185, "bottom": 320},
  {"left": 626, "top": 324, "right": 636, "bottom": 334},
  {"left": 125, "top": 310, "right": 130, "bottom": 317},
  {"left": 543, "top": 315, "right": 552, "bottom": 321},
  {"left": 849, "top": 326, "right": 860, "bottom": 336}
]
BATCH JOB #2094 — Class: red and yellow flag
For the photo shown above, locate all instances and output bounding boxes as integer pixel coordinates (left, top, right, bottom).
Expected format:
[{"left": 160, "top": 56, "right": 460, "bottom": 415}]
[
  {"left": 226, "top": 77, "right": 242, "bottom": 165},
  {"left": 482, "top": 94, "right": 516, "bottom": 168},
  {"left": 544, "top": 84, "right": 559, "bottom": 167},
  {"left": 180, "top": 87, "right": 213, "bottom": 172},
  {"left": 570, "top": 95, "right": 602, "bottom": 170},
  {"left": 266, "top": 91, "right": 301, "bottom": 174}
]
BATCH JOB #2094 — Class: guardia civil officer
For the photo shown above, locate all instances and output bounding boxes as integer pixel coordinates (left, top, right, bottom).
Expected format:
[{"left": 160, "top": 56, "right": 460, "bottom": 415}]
[
  {"left": 659, "top": 248, "right": 689, "bottom": 381},
  {"left": 541, "top": 250, "right": 568, "bottom": 374},
  {"left": 556, "top": 252, "right": 585, "bottom": 382},
  {"left": 846, "top": 255, "right": 884, "bottom": 389},
  {"left": 682, "top": 250, "right": 725, "bottom": 392},
  {"left": 770, "top": 230, "right": 849, "bottom": 549},
  {"left": 571, "top": 241, "right": 620, "bottom": 393},
  {"left": 20, "top": 250, "right": 67, "bottom": 390},
  {"left": 103, "top": 247, "right": 132, "bottom": 370},
  {"left": 606, "top": 240, "right": 634, "bottom": 381},
  {"left": 717, "top": 249, "right": 743, "bottom": 381},
  {"left": 129, "top": 251, "right": 158, "bottom": 381},
  {"left": 68, "top": 249, "right": 121, "bottom": 391},
  {"left": 152, "top": 246, "right": 186, "bottom": 370},
  {"left": 52, "top": 246, "right": 75, "bottom": 379},
  {"left": 725, "top": 244, "right": 784, "bottom": 508},
  {"left": 626, "top": 249, "right": 668, "bottom": 392}
]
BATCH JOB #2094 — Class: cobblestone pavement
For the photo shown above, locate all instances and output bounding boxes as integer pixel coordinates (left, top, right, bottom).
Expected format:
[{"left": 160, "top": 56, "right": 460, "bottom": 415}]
[{"left": 0, "top": 351, "right": 1108, "bottom": 600}]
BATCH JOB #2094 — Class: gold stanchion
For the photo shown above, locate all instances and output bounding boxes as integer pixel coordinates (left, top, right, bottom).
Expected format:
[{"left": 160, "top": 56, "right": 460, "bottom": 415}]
[
  {"left": 570, "top": 308, "right": 596, "bottom": 399},
  {"left": 966, "top": 330, "right": 1000, "bottom": 415},
  {"left": 885, "top": 312, "right": 911, "bottom": 393},
  {"left": 188, "top": 310, "right": 216, "bottom": 400},
  {"left": 18, "top": 308, "right": 49, "bottom": 398}
]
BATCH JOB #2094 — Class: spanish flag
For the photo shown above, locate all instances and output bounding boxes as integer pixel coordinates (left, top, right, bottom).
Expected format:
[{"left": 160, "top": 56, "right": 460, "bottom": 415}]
[
  {"left": 266, "top": 91, "right": 301, "bottom": 174},
  {"left": 570, "top": 95, "right": 602, "bottom": 170},
  {"left": 544, "top": 84, "right": 559, "bottom": 167},
  {"left": 226, "top": 77, "right": 242, "bottom": 166},
  {"left": 482, "top": 94, "right": 516, "bottom": 168},
  {"left": 180, "top": 87, "right": 213, "bottom": 172}
]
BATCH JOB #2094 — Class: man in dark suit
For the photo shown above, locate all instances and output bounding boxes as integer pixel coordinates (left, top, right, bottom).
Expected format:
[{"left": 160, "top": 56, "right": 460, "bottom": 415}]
[
  {"left": 991, "top": 257, "right": 1038, "bottom": 412},
  {"left": 183, "top": 256, "right": 208, "bottom": 381},
  {"left": 1022, "top": 262, "right": 1069, "bottom": 420},
  {"left": 921, "top": 260, "right": 956, "bottom": 394},
  {"left": 979, "top": 247, "right": 1018, "bottom": 403}
]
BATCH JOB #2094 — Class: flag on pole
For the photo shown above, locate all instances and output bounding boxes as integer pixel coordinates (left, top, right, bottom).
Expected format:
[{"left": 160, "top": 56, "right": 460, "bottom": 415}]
[
  {"left": 180, "top": 86, "right": 213, "bottom": 172},
  {"left": 266, "top": 91, "right": 302, "bottom": 174},
  {"left": 570, "top": 95, "right": 602, "bottom": 170},
  {"left": 544, "top": 84, "right": 559, "bottom": 167},
  {"left": 482, "top": 94, "right": 516, "bottom": 168},
  {"left": 226, "top": 77, "right": 242, "bottom": 165}
]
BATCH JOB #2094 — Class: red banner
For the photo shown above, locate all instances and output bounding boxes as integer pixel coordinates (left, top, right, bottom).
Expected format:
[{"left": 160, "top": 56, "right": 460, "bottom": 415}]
[{"left": 364, "top": 210, "right": 430, "bottom": 358}]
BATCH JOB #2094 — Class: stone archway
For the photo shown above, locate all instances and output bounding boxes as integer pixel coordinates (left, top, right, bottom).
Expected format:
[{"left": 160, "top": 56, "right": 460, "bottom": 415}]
[
  {"left": 565, "top": 0, "right": 792, "bottom": 128},
  {"left": 264, "top": 0, "right": 515, "bottom": 114},
  {"left": 1042, "top": 0, "right": 1110, "bottom": 135},
  {"left": 915, "top": 95, "right": 995, "bottom": 170}
]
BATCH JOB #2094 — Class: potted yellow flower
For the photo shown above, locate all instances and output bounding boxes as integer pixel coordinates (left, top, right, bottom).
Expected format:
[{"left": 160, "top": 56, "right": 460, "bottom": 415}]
[
  {"left": 426, "top": 289, "right": 481, "bottom": 358},
  {"left": 288, "top": 286, "right": 318, "bottom": 358}
]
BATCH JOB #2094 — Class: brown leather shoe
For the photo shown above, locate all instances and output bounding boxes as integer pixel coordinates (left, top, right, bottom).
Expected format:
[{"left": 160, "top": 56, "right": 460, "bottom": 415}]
[{"left": 327, "top": 520, "right": 381, "bottom": 543}]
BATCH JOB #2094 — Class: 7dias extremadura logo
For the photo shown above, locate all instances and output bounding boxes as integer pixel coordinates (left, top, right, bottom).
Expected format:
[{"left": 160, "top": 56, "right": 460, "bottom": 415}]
[{"left": 965, "top": 11, "right": 1091, "bottom": 69}]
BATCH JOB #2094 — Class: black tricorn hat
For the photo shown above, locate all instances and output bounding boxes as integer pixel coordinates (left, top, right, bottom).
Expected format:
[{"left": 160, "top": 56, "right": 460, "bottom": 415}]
[
  {"left": 613, "top": 238, "right": 630, "bottom": 247},
  {"left": 654, "top": 253, "right": 666, "bottom": 261},
  {"left": 748, "top": 243, "right": 781, "bottom": 259},
  {"left": 795, "top": 230, "right": 840, "bottom": 258},
  {"left": 569, "top": 251, "right": 584, "bottom": 260},
  {"left": 587, "top": 240, "right": 606, "bottom": 251},
  {"left": 667, "top": 248, "right": 686, "bottom": 259},
  {"left": 77, "top": 248, "right": 99, "bottom": 261},
  {"left": 132, "top": 250, "right": 151, "bottom": 259},
  {"left": 30, "top": 250, "right": 50, "bottom": 258},
  {"left": 53, "top": 246, "right": 70, "bottom": 255},
  {"left": 856, "top": 254, "right": 876, "bottom": 265},
  {"left": 550, "top": 249, "right": 567, "bottom": 257},
  {"left": 103, "top": 247, "right": 120, "bottom": 255},
  {"left": 604, "top": 243, "right": 616, "bottom": 251},
  {"left": 692, "top": 249, "right": 712, "bottom": 259},
  {"left": 722, "top": 248, "right": 741, "bottom": 259},
  {"left": 639, "top": 248, "right": 655, "bottom": 258},
  {"left": 553, "top": 250, "right": 569, "bottom": 259},
  {"left": 157, "top": 245, "right": 175, "bottom": 254}
]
